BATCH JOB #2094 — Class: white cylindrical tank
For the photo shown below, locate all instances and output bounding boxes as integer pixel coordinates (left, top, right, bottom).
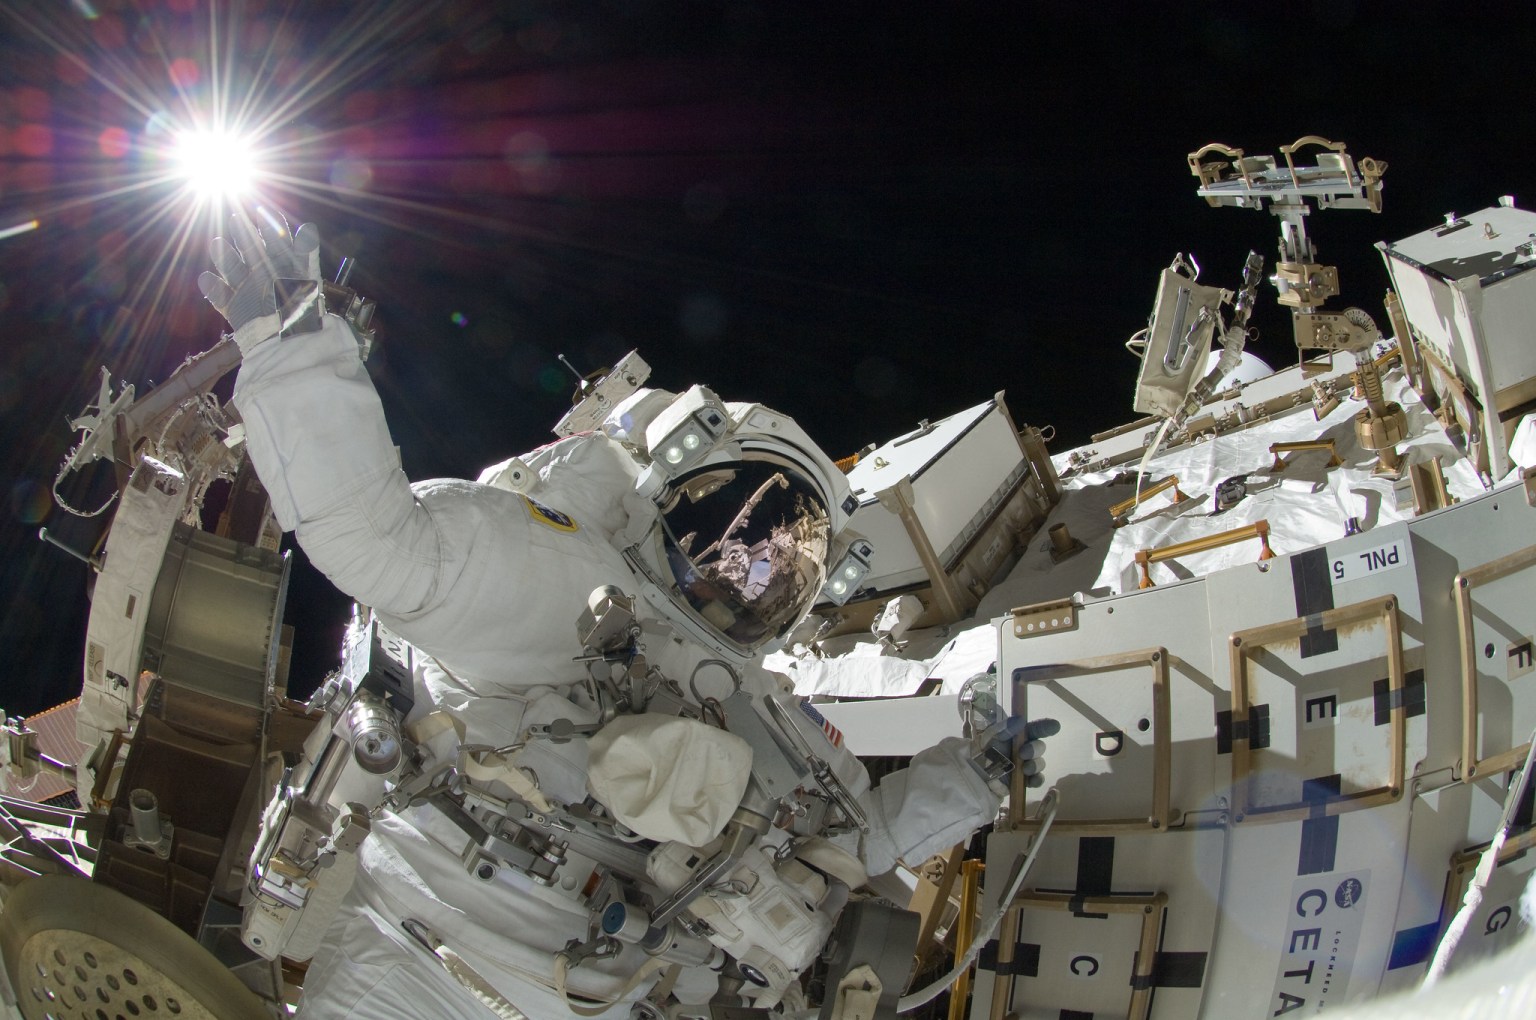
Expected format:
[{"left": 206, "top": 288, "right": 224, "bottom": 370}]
[{"left": 1203, "top": 349, "right": 1275, "bottom": 390}]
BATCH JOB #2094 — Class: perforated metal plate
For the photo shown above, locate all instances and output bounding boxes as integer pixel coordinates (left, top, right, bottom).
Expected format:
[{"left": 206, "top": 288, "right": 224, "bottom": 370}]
[
  {"left": 15, "top": 929, "right": 213, "bottom": 1020},
  {"left": 0, "top": 877, "right": 267, "bottom": 1020}
]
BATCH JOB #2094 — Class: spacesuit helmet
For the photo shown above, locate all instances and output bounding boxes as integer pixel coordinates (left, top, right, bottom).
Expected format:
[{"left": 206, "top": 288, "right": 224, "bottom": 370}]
[
  {"left": 626, "top": 385, "right": 865, "bottom": 661},
  {"left": 657, "top": 458, "right": 830, "bottom": 651}
]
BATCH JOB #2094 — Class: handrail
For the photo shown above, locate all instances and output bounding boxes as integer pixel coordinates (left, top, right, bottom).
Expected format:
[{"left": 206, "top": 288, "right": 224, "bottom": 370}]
[
  {"left": 1108, "top": 475, "right": 1185, "bottom": 523},
  {"left": 1280, "top": 134, "right": 1350, "bottom": 187},
  {"left": 1454, "top": 543, "right": 1536, "bottom": 779},
  {"left": 1187, "top": 142, "right": 1248, "bottom": 189},
  {"left": 946, "top": 860, "right": 984, "bottom": 1020},
  {"left": 1135, "top": 519, "right": 1274, "bottom": 588},
  {"left": 1001, "top": 891, "right": 1167, "bottom": 1020},
  {"left": 1009, "top": 647, "right": 1174, "bottom": 832},
  {"left": 1228, "top": 595, "right": 1405, "bottom": 824},
  {"left": 1270, "top": 439, "right": 1341, "bottom": 472}
]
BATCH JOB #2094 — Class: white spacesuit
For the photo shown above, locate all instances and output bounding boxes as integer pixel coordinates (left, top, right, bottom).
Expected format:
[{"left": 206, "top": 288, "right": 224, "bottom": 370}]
[{"left": 200, "top": 214, "right": 1042, "bottom": 1018}]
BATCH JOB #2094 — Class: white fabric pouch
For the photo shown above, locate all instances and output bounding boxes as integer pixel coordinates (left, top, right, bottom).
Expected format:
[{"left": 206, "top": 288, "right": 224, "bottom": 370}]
[{"left": 587, "top": 715, "right": 753, "bottom": 846}]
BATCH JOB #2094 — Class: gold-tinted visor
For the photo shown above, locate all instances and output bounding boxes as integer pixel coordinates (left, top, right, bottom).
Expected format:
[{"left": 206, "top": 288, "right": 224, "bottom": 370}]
[{"left": 658, "top": 460, "right": 830, "bottom": 650}]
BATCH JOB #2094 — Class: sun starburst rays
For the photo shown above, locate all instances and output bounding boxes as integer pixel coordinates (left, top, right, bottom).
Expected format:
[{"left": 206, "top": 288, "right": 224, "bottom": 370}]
[{"left": 0, "top": 1, "right": 467, "bottom": 369}]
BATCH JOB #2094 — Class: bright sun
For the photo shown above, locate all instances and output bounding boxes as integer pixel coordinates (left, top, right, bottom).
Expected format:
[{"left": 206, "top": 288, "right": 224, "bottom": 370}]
[{"left": 172, "top": 128, "right": 260, "bottom": 198}]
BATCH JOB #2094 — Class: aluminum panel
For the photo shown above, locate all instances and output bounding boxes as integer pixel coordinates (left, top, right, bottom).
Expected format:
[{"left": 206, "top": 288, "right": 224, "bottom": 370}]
[
  {"left": 1004, "top": 581, "right": 1220, "bottom": 833},
  {"left": 973, "top": 826, "right": 1225, "bottom": 1020}
]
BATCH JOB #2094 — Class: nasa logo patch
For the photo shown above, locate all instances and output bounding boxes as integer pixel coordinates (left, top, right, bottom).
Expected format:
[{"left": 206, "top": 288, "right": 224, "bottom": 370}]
[{"left": 523, "top": 495, "right": 579, "bottom": 533}]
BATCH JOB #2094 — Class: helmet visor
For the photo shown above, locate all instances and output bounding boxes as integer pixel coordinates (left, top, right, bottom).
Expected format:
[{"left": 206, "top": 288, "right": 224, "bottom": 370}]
[{"left": 658, "top": 460, "right": 830, "bottom": 649}]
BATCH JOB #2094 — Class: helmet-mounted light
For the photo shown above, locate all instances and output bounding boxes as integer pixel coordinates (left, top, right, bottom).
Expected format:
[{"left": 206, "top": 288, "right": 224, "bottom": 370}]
[
  {"left": 821, "top": 538, "right": 873, "bottom": 605},
  {"left": 644, "top": 386, "right": 732, "bottom": 480},
  {"left": 624, "top": 384, "right": 874, "bottom": 661}
]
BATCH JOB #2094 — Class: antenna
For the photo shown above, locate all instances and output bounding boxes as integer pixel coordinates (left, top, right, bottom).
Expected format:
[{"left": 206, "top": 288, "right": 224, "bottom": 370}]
[
  {"left": 557, "top": 354, "right": 593, "bottom": 396},
  {"left": 38, "top": 528, "right": 102, "bottom": 570}
]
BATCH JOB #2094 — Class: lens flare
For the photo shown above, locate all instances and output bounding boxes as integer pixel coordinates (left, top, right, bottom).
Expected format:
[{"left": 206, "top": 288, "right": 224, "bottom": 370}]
[{"left": 172, "top": 129, "right": 259, "bottom": 198}]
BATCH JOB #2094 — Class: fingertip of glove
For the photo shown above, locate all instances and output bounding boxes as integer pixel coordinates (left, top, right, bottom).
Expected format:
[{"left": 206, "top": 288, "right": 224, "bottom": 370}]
[
  {"left": 1028, "top": 718, "right": 1062, "bottom": 740},
  {"left": 228, "top": 210, "right": 263, "bottom": 249},
  {"left": 293, "top": 221, "right": 321, "bottom": 252},
  {"left": 196, "top": 270, "right": 226, "bottom": 302}
]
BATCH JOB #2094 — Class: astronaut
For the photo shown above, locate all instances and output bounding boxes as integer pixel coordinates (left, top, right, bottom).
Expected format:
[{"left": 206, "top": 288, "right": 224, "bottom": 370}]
[{"left": 199, "top": 213, "right": 1050, "bottom": 1018}]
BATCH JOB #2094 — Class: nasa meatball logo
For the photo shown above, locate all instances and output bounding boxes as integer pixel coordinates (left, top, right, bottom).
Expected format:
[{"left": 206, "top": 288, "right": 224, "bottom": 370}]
[
  {"left": 523, "top": 495, "right": 579, "bottom": 533},
  {"left": 1334, "top": 878, "right": 1363, "bottom": 909}
]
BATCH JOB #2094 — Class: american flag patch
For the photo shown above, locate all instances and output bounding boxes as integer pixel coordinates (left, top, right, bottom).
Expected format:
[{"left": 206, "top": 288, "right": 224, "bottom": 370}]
[{"left": 798, "top": 701, "right": 844, "bottom": 749}]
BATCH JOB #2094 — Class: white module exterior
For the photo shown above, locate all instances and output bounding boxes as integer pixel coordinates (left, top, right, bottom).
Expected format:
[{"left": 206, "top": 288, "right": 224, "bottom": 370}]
[
  {"left": 778, "top": 196, "right": 1536, "bottom": 1015},
  {"left": 1380, "top": 202, "right": 1536, "bottom": 476},
  {"left": 843, "top": 396, "right": 1026, "bottom": 594},
  {"left": 75, "top": 458, "right": 186, "bottom": 787},
  {"left": 965, "top": 484, "right": 1536, "bottom": 1018}
]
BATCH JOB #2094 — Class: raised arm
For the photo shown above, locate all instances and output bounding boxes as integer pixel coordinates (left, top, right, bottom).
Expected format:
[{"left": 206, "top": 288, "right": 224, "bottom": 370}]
[{"left": 198, "top": 215, "right": 596, "bottom": 683}]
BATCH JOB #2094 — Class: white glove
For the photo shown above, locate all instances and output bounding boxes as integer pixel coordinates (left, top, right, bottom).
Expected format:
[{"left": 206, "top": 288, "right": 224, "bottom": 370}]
[
  {"left": 977, "top": 716, "right": 1058, "bottom": 790},
  {"left": 860, "top": 717, "right": 1059, "bottom": 877},
  {"left": 198, "top": 210, "right": 322, "bottom": 353},
  {"left": 859, "top": 736, "right": 1000, "bottom": 877}
]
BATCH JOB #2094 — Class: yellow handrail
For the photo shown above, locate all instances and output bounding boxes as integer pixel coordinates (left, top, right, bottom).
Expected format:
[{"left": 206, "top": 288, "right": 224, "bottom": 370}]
[
  {"left": 1108, "top": 475, "right": 1185, "bottom": 523},
  {"left": 1455, "top": 544, "right": 1536, "bottom": 779},
  {"left": 1270, "top": 439, "right": 1341, "bottom": 472},
  {"left": 1135, "top": 519, "right": 1274, "bottom": 588},
  {"left": 946, "top": 860, "right": 984, "bottom": 1020}
]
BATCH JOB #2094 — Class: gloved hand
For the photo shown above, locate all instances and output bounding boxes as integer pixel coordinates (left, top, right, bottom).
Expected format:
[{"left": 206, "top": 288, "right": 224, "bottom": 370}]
[
  {"left": 861, "top": 724, "right": 1060, "bottom": 876},
  {"left": 971, "top": 715, "right": 1059, "bottom": 789},
  {"left": 197, "top": 211, "right": 322, "bottom": 353}
]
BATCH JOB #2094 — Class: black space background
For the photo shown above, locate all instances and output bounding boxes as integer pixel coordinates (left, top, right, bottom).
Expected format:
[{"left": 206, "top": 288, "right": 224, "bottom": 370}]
[{"left": 2, "top": 1, "right": 1533, "bottom": 715}]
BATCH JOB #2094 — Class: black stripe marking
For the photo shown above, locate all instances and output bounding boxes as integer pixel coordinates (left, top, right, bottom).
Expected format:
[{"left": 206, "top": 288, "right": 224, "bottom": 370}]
[
  {"left": 1059, "top": 1012, "right": 1095, "bottom": 1020},
  {"left": 1292, "top": 549, "right": 1339, "bottom": 658},
  {"left": 1215, "top": 704, "right": 1271, "bottom": 754},
  {"left": 1076, "top": 837, "right": 1114, "bottom": 894},
  {"left": 1302, "top": 773, "right": 1343, "bottom": 808},
  {"left": 1514, "top": 769, "right": 1536, "bottom": 833},
  {"left": 1298, "top": 817, "right": 1340, "bottom": 875},
  {"left": 1152, "top": 951, "right": 1208, "bottom": 987},
  {"left": 978, "top": 940, "right": 1043, "bottom": 976},
  {"left": 1298, "top": 774, "right": 1343, "bottom": 875},
  {"left": 1387, "top": 923, "right": 1440, "bottom": 970},
  {"left": 1073, "top": 836, "right": 1114, "bottom": 918},
  {"left": 1373, "top": 669, "right": 1427, "bottom": 725}
]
